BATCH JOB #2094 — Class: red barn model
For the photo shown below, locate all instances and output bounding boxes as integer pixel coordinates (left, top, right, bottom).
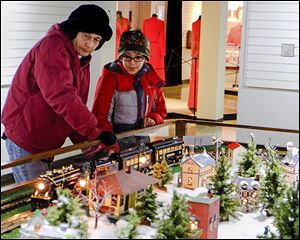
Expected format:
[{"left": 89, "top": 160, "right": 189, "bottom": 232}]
[{"left": 188, "top": 193, "right": 220, "bottom": 239}]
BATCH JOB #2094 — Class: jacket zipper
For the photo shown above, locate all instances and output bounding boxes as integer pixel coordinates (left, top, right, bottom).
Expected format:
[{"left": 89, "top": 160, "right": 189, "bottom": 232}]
[{"left": 145, "top": 95, "right": 150, "bottom": 116}]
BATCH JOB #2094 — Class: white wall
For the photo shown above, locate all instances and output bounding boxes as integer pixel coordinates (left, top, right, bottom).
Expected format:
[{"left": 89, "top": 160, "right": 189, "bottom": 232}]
[
  {"left": 1, "top": 1, "right": 116, "bottom": 164},
  {"left": 237, "top": 1, "right": 299, "bottom": 146}
]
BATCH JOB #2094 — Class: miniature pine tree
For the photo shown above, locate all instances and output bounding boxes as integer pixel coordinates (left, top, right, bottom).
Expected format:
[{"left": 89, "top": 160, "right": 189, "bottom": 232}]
[
  {"left": 210, "top": 148, "right": 240, "bottom": 221},
  {"left": 152, "top": 159, "right": 173, "bottom": 188},
  {"left": 273, "top": 184, "right": 299, "bottom": 239},
  {"left": 259, "top": 143, "right": 287, "bottom": 216},
  {"left": 237, "top": 133, "right": 261, "bottom": 177},
  {"left": 257, "top": 184, "right": 299, "bottom": 239},
  {"left": 45, "top": 188, "right": 88, "bottom": 239},
  {"left": 117, "top": 208, "right": 140, "bottom": 239},
  {"left": 156, "top": 191, "right": 201, "bottom": 239},
  {"left": 135, "top": 185, "right": 158, "bottom": 225}
]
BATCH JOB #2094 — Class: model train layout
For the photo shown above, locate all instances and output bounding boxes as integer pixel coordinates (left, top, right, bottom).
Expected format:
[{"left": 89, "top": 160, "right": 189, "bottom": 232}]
[{"left": 31, "top": 137, "right": 184, "bottom": 210}]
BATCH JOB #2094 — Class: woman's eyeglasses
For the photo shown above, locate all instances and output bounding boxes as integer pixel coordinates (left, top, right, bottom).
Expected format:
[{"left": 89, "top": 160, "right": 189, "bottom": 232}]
[{"left": 122, "top": 55, "right": 144, "bottom": 62}]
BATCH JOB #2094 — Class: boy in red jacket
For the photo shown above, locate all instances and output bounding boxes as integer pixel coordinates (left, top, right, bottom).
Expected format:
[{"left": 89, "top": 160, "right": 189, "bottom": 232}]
[{"left": 92, "top": 30, "right": 167, "bottom": 154}]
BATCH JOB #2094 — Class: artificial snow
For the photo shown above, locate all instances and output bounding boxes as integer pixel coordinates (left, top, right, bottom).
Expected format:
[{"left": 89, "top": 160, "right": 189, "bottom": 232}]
[{"left": 87, "top": 172, "right": 277, "bottom": 239}]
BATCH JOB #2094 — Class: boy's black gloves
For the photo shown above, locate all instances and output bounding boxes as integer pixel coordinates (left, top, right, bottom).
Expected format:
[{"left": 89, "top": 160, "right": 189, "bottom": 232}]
[{"left": 97, "top": 131, "right": 117, "bottom": 146}]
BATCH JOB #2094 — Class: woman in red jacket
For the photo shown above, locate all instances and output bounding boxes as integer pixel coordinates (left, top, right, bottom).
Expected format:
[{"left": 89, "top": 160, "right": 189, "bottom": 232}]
[
  {"left": 1, "top": 5, "right": 117, "bottom": 183},
  {"left": 92, "top": 30, "right": 167, "bottom": 154}
]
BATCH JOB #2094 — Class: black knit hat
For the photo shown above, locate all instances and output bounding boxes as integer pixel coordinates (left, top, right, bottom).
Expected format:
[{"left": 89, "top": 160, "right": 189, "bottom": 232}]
[
  {"left": 118, "top": 30, "right": 150, "bottom": 60},
  {"left": 59, "top": 4, "right": 113, "bottom": 50}
]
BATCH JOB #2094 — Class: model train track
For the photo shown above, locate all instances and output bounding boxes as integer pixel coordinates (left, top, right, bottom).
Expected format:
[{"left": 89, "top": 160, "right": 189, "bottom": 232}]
[
  {"left": 1, "top": 210, "right": 32, "bottom": 234},
  {"left": 1, "top": 192, "right": 32, "bottom": 213}
]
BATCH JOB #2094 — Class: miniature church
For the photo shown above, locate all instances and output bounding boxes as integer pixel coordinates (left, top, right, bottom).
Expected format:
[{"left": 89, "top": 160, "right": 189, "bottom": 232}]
[{"left": 181, "top": 146, "right": 215, "bottom": 189}]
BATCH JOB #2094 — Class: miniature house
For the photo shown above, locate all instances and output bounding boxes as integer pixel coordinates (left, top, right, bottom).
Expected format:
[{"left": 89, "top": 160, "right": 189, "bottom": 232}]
[
  {"left": 236, "top": 176, "right": 260, "bottom": 213},
  {"left": 188, "top": 193, "right": 220, "bottom": 239},
  {"left": 227, "top": 142, "right": 246, "bottom": 168},
  {"left": 282, "top": 145, "right": 299, "bottom": 187},
  {"left": 96, "top": 168, "right": 160, "bottom": 216},
  {"left": 181, "top": 151, "right": 215, "bottom": 189}
]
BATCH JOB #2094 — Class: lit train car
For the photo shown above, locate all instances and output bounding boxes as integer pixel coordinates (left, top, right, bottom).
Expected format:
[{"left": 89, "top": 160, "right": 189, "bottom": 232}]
[
  {"left": 31, "top": 165, "right": 81, "bottom": 209},
  {"left": 120, "top": 146, "right": 153, "bottom": 174},
  {"left": 149, "top": 137, "right": 184, "bottom": 166}
]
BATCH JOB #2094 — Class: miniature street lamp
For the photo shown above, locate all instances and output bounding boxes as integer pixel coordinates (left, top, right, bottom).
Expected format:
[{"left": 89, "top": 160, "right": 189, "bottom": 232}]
[
  {"left": 78, "top": 178, "right": 87, "bottom": 188},
  {"left": 138, "top": 143, "right": 147, "bottom": 172}
]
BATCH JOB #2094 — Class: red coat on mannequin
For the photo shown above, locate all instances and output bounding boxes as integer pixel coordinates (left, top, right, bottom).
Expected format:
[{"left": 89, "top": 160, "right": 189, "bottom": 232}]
[
  {"left": 142, "top": 15, "right": 166, "bottom": 82},
  {"left": 188, "top": 17, "right": 201, "bottom": 109},
  {"left": 227, "top": 23, "right": 242, "bottom": 47},
  {"left": 115, "top": 11, "right": 130, "bottom": 59}
]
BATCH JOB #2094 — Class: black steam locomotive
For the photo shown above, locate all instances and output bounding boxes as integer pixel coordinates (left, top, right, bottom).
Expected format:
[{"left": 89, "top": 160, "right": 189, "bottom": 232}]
[{"left": 31, "top": 137, "right": 184, "bottom": 209}]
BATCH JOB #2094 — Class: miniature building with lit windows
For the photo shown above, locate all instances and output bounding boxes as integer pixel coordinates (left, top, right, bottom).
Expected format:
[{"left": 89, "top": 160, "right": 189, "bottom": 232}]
[
  {"left": 181, "top": 149, "right": 215, "bottom": 189},
  {"left": 227, "top": 142, "right": 246, "bottom": 169},
  {"left": 96, "top": 168, "right": 160, "bottom": 216},
  {"left": 188, "top": 192, "right": 220, "bottom": 239},
  {"left": 281, "top": 142, "right": 299, "bottom": 187},
  {"left": 236, "top": 176, "right": 260, "bottom": 213}
]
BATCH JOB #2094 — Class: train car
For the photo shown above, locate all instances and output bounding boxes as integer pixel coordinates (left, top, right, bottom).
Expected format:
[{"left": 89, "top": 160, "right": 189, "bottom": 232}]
[
  {"left": 148, "top": 137, "right": 184, "bottom": 166},
  {"left": 94, "top": 158, "right": 119, "bottom": 177},
  {"left": 31, "top": 165, "right": 81, "bottom": 210},
  {"left": 119, "top": 146, "right": 153, "bottom": 174}
]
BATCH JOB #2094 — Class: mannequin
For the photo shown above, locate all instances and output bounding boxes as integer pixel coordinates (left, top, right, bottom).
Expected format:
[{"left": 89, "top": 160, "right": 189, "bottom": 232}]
[
  {"left": 188, "top": 16, "right": 201, "bottom": 110},
  {"left": 227, "top": 7, "right": 243, "bottom": 46},
  {"left": 115, "top": 11, "right": 131, "bottom": 59},
  {"left": 142, "top": 13, "right": 166, "bottom": 81}
]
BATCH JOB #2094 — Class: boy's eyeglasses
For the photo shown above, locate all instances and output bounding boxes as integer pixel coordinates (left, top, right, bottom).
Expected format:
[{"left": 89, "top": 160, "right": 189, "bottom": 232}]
[{"left": 122, "top": 55, "right": 144, "bottom": 62}]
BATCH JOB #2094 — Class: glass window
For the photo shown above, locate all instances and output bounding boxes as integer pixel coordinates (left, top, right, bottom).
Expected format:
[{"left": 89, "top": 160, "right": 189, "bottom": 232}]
[
  {"left": 120, "top": 195, "right": 124, "bottom": 206},
  {"left": 111, "top": 194, "right": 117, "bottom": 206},
  {"left": 213, "top": 214, "right": 218, "bottom": 229},
  {"left": 188, "top": 177, "right": 192, "bottom": 185},
  {"left": 209, "top": 217, "right": 213, "bottom": 231}
]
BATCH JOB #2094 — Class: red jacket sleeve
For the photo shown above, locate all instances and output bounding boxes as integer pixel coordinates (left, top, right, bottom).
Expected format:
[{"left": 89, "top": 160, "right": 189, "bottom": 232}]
[{"left": 147, "top": 88, "right": 167, "bottom": 124}]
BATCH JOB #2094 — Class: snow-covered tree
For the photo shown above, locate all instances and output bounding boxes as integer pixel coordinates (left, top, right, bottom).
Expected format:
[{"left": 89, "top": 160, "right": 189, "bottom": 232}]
[
  {"left": 237, "top": 133, "right": 261, "bottom": 177},
  {"left": 257, "top": 184, "right": 299, "bottom": 239},
  {"left": 156, "top": 191, "right": 201, "bottom": 239},
  {"left": 135, "top": 185, "right": 158, "bottom": 225},
  {"left": 45, "top": 188, "right": 88, "bottom": 239},
  {"left": 74, "top": 172, "right": 112, "bottom": 229},
  {"left": 117, "top": 208, "right": 140, "bottom": 239},
  {"left": 210, "top": 148, "right": 240, "bottom": 221},
  {"left": 152, "top": 159, "right": 173, "bottom": 188},
  {"left": 259, "top": 143, "right": 287, "bottom": 216},
  {"left": 273, "top": 184, "right": 299, "bottom": 239}
]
